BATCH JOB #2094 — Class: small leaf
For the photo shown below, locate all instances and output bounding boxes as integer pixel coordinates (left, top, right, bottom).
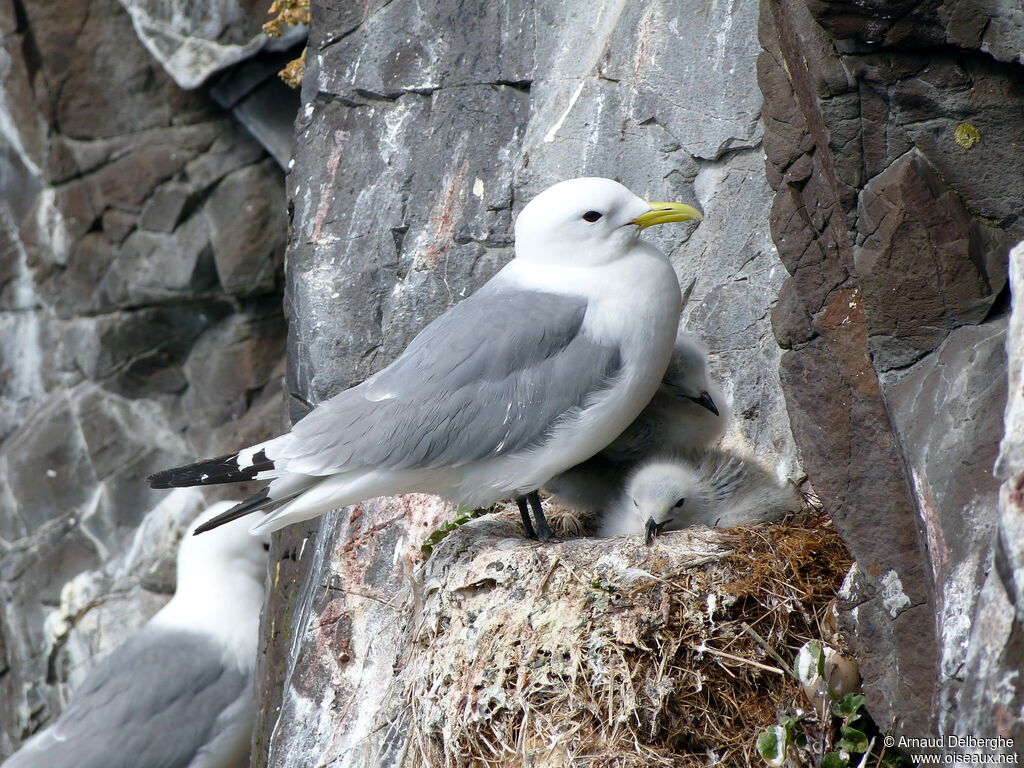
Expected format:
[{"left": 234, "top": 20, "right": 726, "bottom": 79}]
[
  {"left": 833, "top": 692, "right": 866, "bottom": 718},
  {"left": 822, "top": 752, "right": 849, "bottom": 768},
  {"left": 838, "top": 725, "right": 869, "bottom": 754},
  {"left": 795, "top": 641, "right": 825, "bottom": 685},
  {"left": 756, "top": 726, "right": 788, "bottom": 766}
]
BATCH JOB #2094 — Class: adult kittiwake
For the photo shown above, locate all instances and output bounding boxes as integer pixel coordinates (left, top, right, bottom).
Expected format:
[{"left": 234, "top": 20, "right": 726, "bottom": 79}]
[
  {"left": 2, "top": 503, "right": 267, "bottom": 768},
  {"left": 148, "top": 178, "right": 702, "bottom": 540},
  {"left": 544, "top": 331, "right": 727, "bottom": 512},
  {"left": 598, "top": 449, "right": 801, "bottom": 543}
]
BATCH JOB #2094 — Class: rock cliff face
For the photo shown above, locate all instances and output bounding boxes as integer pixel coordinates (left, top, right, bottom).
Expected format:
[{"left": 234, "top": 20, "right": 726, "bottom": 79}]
[
  {"left": 0, "top": 0, "right": 292, "bottom": 755},
  {"left": 758, "top": 0, "right": 1021, "bottom": 743}
]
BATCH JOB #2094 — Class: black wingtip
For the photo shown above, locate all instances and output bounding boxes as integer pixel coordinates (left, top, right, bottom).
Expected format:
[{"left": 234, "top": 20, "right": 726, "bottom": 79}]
[
  {"left": 193, "top": 491, "right": 271, "bottom": 535},
  {"left": 147, "top": 451, "right": 275, "bottom": 489},
  {"left": 147, "top": 473, "right": 172, "bottom": 490}
]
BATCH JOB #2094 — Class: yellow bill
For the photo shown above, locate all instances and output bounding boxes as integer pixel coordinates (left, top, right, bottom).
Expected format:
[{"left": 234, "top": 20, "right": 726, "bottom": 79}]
[{"left": 631, "top": 201, "right": 703, "bottom": 229}]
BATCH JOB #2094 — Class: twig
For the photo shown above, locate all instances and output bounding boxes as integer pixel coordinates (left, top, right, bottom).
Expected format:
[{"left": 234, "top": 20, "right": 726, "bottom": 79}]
[
  {"left": 694, "top": 644, "right": 785, "bottom": 675},
  {"left": 855, "top": 737, "right": 876, "bottom": 768},
  {"left": 538, "top": 555, "right": 561, "bottom": 592},
  {"left": 322, "top": 583, "right": 397, "bottom": 607},
  {"left": 740, "top": 621, "right": 797, "bottom": 680}
]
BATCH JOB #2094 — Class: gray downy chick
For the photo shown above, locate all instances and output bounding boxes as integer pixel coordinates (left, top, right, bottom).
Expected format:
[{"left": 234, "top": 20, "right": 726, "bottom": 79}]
[
  {"left": 545, "top": 331, "right": 729, "bottom": 512},
  {"left": 598, "top": 448, "right": 801, "bottom": 544}
]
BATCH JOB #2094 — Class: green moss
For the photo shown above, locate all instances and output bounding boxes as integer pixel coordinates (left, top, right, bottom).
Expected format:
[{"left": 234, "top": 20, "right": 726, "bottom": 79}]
[{"left": 421, "top": 506, "right": 494, "bottom": 558}]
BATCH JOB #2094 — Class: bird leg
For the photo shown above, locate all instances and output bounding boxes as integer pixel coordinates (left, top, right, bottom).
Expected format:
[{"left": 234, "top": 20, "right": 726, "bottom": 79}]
[
  {"left": 516, "top": 496, "right": 538, "bottom": 539},
  {"left": 527, "top": 491, "right": 554, "bottom": 541}
]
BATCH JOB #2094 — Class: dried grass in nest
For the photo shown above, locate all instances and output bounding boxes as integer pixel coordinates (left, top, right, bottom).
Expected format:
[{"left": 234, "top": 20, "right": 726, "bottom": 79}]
[{"left": 401, "top": 505, "right": 852, "bottom": 768}]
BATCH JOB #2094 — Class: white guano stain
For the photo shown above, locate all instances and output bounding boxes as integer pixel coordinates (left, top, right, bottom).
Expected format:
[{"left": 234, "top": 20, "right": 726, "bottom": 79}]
[
  {"left": 880, "top": 569, "right": 911, "bottom": 618},
  {"left": 543, "top": 80, "right": 585, "bottom": 143}
]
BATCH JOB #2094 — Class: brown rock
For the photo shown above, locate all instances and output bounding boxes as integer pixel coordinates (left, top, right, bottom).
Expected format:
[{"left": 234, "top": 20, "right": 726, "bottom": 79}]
[
  {"left": 759, "top": 0, "right": 1022, "bottom": 742},
  {"left": 855, "top": 150, "right": 1007, "bottom": 371}
]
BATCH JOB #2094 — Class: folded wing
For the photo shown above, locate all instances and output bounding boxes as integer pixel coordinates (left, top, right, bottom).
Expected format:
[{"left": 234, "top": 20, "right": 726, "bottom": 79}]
[
  {"left": 268, "top": 282, "right": 623, "bottom": 477},
  {"left": 4, "top": 629, "right": 249, "bottom": 768}
]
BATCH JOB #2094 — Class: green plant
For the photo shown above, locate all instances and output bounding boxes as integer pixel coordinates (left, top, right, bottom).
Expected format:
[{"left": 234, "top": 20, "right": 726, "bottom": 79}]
[
  {"left": 756, "top": 641, "right": 909, "bottom": 768},
  {"left": 420, "top": 506, "right": 492, "bottom": 558}
]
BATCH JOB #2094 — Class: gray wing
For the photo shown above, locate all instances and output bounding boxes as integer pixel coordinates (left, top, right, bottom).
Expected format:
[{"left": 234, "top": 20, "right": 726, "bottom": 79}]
[
  {"left": 4, "top": 629, "right": 249, "bottom": 768},
  {"left": 277, "top": 281, "right": 623, "bottom": 475},
  {"left": 699, "top": 449, "right": 798, "bottom": 523},
  {"left": 701, "top": 450, "right": 751, "bottom": 509}
]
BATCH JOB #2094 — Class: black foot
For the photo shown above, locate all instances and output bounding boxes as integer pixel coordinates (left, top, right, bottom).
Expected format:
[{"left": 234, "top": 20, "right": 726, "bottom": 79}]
[
  {"left": 527, "top": 491, "right": 554, "bottom": 541},
  {"left": 516, "top": 496, "right": 538, "bottom": 539}
]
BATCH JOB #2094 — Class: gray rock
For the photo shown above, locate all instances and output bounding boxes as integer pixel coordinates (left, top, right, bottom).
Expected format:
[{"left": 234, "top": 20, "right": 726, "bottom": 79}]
[
  {"left": 116, "top": 0, "right": 306, "bottom": 89},
  {"left": 947, "top": 243, "right": 1024, "bottom": 754},
  {"left": 880, "top": 318, "right": 1008, "bottom": 738},
  {"left": 138, "top": 182, "right": 198, "bottom": 233},
  {"left": 681, "top": 149, "right": 796, "bottom": 466},
  {"left": 184, "top": 120, "right": 268, "bottom": 188},
  {"left": 285, "top": 88, "right": 528, "bottom": 403},
  {"left": 18, "top": 120, "right": 271, "bottom": 318},
  {"left": 229, "top": 77, "right": 301, "bottom": 169},
  {"left": 181, "top": 310, "right": 288, "bottom": 430},
  {"left": 100, "top": 214, "right": 219, "bottom": 309},
  {"left": 997, "top": 244, "right": 1024, "bottom": 480},
  {"left": 203, "top": 160, "right": 287, "bottom": 296},
  {"left": 0, "top": 0, "right": 292, "bottom": 753},
  {"left": 66, "top": 303, "right": 235, "bottom": 396},
  {"left": 0, "top": 239, "right": 55, "bottom": 442},
  {"left": 210, "top": 50, "right": 303, "bottom": 168},
  {"left": 0, "top": 393, "right": 99, "bottom": 541}
]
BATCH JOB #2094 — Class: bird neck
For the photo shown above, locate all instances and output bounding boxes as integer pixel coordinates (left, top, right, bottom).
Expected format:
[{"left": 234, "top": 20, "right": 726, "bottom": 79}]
[
  {"left": 152, "top": 561, "right": 265, "bottom": 665},
  {"left": 501, "top": 243, "right": 680, "bottom": 312}
]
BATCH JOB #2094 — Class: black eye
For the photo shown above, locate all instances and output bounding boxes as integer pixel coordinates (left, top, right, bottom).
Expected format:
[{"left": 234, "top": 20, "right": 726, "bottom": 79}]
[
  {"left": 582, "top": 210, "right": 603, "bottom": 222},
  {"left": 633, "top": 498, "right": 639, "bottom": 508},
  {"left": 673, "top": 498, "right": 686, "bottom": 509},
  {"left": 262, "top": 542, "right": 270, "bottom": 552}
]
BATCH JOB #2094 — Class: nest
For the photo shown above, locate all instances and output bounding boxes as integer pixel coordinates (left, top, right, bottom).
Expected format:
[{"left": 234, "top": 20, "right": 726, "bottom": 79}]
[{"left": 396, "top": 502, "right": 852, "bottom": 767}]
